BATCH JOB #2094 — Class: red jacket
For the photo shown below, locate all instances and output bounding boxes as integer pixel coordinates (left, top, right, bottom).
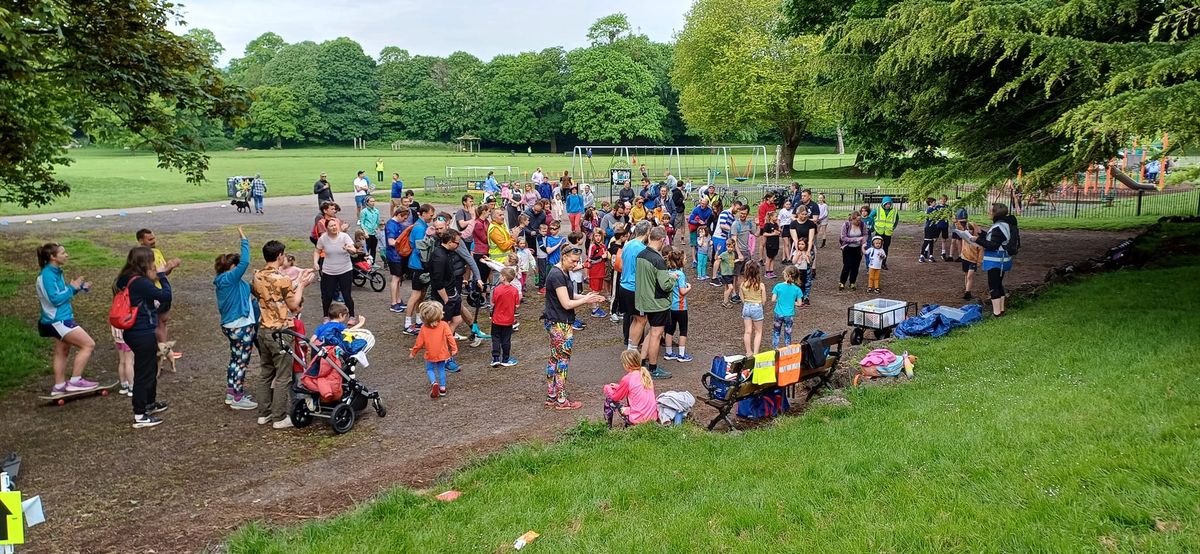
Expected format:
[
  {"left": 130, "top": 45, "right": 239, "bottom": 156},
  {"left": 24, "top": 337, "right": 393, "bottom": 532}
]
[{"left": 491, "top": 283, "right": 519, "bottom": 326}]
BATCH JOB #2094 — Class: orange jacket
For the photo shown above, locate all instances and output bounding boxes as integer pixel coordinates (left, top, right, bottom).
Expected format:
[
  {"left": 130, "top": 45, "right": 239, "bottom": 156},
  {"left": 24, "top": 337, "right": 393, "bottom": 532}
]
[{"left": 411, "top": 322, "right": 457, "bottom": 362}]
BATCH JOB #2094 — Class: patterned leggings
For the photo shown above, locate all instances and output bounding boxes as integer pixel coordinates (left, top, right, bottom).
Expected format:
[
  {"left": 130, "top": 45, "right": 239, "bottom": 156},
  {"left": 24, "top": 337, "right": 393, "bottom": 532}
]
[
  {"left": 603, "top": 397, "right": 631, "bottom": 428},
  {"left": 772, "top": 316, "right": 794, "bottom": 348},
  {"left": 544, "top": 321, "right": 574, "bottom": 402},
  {"left": 222, "top": 324, "right": 257, "bottom": 395}
]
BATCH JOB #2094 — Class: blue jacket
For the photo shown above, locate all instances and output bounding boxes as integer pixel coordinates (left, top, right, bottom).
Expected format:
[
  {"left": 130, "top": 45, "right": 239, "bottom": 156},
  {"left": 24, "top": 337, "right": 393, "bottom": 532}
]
[
  {"left": 213, "top": 238, "right": 260, "bottom": 325},
  {"left": 36, "top": 265, "right": 76, "bottom": 324},
  {"left": 566, "top": 194, "right": 584, "bottom": 214}
]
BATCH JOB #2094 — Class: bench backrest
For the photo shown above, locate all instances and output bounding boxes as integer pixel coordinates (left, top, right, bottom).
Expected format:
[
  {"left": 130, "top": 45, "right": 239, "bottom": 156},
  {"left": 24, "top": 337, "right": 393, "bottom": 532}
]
[{"left": 798, "top": 331, "right": 845, "bottom": 381}]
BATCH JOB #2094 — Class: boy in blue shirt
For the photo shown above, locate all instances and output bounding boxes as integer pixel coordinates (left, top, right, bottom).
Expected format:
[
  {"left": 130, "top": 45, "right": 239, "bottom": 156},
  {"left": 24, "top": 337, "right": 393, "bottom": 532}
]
[{"left": 545, "top": 221, "right": 565, "bottom": 266}]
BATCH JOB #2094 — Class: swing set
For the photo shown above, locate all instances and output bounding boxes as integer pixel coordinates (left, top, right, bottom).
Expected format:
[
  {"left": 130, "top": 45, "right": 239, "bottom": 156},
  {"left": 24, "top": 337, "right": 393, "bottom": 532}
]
[{"left": 571, "top": 145, "right": 769, "bottom": 192}]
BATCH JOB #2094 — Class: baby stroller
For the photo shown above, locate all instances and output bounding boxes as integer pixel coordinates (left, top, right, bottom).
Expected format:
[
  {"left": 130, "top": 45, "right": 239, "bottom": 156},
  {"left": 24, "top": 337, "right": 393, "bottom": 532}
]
[
  {"left": 352, "top": 254, "right": 386, "bottom": 292},
  {"left": 271, "top": 328, "right": 386, "bottom": 434}
]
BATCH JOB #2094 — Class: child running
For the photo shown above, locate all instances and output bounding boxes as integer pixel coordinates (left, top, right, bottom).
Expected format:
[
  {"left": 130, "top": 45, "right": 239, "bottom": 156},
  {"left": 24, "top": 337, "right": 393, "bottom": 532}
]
[
  {"left": 409, "top": 300, "right": 458, "bottom": 399},
  {"left": 489, "top": 267, "right": 520, "bottom": 368},
  {"left": 761, "top": 211, "right": 780, "bottom": 278},
  {"left": 864, "top": 236, "right": 887, "bottom": 293},
  {"left": 602, "top": 351, "right": 659, "bottom": 427},
  {"left": 587, "top": 228, "right": 609, "bottom": 318},
  {"left": 740, "top": 261, "right": 766, "bottom": 357},
  {"left": 695, "top": 226, "right": 711, "bottom": 281},
  {"left": 770, "top": 266, "right": 804, "bottom": 348},
  {"left": 662, "top": 249, "right": 693, "bottom": 363}
]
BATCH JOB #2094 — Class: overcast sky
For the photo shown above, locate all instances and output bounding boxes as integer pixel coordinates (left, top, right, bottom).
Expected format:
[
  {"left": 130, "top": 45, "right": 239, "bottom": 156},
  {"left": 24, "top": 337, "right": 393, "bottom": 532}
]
[{"left": 171, "top": 0, "right": 694, "bottom": 66}]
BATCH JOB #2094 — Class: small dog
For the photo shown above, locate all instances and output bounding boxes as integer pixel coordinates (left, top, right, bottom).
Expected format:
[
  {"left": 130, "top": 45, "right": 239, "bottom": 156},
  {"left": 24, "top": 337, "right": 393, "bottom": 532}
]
[
  {"left": 231, "top": 198, "right": 251, "bottom": 213},
  {"left": 157, "top": 341, "right": 178, "bottom": 374}
]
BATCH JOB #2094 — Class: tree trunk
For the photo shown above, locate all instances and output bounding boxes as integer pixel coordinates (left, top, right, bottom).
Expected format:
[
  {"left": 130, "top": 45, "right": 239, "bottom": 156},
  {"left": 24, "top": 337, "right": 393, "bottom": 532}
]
[
  {"left": 549, "top": 135, "right": 558, "bottom": 154},
  {"left": 836, "top": 125, "right": 845, "bottom": 155},
  {"left": 778, "top": 134, "right": 801, "bottom": 177}
]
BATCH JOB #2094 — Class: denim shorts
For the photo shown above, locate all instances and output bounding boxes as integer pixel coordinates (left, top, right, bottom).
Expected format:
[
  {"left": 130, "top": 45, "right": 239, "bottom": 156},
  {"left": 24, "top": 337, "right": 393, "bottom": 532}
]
[{"left": 742, "top": 302, "right": 764, "bottom": 321}]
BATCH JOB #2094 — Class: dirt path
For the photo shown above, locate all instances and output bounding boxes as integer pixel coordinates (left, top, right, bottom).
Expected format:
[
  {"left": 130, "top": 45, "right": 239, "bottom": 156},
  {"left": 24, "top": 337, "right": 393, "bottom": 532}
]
[{"left": 0, "top": 202, "right": 1131, "bottom": 553}]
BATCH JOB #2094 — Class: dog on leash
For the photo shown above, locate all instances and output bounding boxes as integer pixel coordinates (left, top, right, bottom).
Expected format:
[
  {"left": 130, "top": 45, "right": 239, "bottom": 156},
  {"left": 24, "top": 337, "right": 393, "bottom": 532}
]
[
  {"left": 157, "top": 341, "right": 178, "bottom": 374},
  {"left": 231, "top": 198, "right": 251, "bottom": 213}
]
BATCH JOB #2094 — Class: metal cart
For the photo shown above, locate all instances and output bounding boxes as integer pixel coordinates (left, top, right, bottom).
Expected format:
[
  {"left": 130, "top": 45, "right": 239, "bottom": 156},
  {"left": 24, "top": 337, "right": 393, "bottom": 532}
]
[{"left": 847, "top": 298, "right": 918, "bottom": 345}]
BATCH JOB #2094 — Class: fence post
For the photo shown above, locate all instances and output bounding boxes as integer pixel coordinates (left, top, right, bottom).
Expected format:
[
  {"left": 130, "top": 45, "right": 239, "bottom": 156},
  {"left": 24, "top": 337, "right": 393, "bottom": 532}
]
[
  {"left": 1073, "top": 179, "right": 1080, "bottom": 219},
  {"left": 1136, "top": 190, "right": 1144, "bottom": 217}
]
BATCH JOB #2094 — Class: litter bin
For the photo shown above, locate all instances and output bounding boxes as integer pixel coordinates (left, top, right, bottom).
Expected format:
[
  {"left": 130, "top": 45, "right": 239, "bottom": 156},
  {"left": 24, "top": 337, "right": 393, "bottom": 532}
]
[{"left": 424, "top": 176, "right": 436, "bottom": 192}]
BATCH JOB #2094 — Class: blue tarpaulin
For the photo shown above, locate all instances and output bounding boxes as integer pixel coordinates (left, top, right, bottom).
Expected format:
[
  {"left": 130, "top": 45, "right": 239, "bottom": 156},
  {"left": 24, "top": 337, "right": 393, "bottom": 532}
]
[{"left": 893, "top": 304, "right": 982, "bottom": 339}]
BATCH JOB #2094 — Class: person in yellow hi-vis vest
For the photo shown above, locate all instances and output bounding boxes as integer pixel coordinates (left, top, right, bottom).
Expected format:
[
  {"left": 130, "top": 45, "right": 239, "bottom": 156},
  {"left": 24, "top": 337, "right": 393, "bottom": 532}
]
[
  {"left": 375, "top": 158, "right": 385, "bottom": 183},
  {"left": 870, "top": 197, "right": 900, "bottom": 270}
]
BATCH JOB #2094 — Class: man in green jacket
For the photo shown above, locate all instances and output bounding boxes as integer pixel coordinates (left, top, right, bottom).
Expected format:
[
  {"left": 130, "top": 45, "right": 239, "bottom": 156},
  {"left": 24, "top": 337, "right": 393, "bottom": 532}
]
[{"left": 632, "top": 226, "right": 676, "bottom": 380}]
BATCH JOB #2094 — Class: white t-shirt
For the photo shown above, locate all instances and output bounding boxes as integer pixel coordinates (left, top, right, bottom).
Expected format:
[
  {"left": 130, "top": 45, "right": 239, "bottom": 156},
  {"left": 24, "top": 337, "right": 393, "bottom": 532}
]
[
  {"left": 779, "top": 208, "right": 794, "bottom": 227},
  {"left": 318, "top": 232, "right": 355, "bottom": 275},
  {"left": 532, "top": 171, "right": 544, "bottom": 185},
  {"left": 353, "top": 177, "right": 369, "bottom": 197},
  {"left": 865, "top": 247, "right": 886, "bottom": 270}
]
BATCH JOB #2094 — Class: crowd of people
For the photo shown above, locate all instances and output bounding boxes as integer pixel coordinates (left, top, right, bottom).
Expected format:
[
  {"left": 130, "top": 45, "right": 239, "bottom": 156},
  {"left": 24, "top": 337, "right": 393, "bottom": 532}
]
[{"left": 33, "top": 168, "right": 1019, "bottom": 429}]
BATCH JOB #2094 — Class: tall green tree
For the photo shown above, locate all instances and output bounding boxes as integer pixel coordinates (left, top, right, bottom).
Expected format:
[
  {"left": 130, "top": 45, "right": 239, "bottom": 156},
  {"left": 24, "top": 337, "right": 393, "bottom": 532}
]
[
  {"left": 181, "top": 28, "right": 225, "bottom": 67},
  {"left": 562, "top": 46, "right": 668, "bottom": 143},
  {"left": 377, "top": 53, "right": 450, "bottom": 141},
  {"left": 673, "top": 0, "right": 829, "bottom": 173},
  {"left": 587, "top": 13, "right": 632, "bottom": 45},
  {"left": 228, "top": 32, "right": 288, "bottom": 89},
  {"left": 315, "top": 37, "right": 379, "bottom": 141},
  {"left": 480, "top": 48, "right": 566, "bottom": 150},
  {"left": 260, "top": 41, "right": 325, "bottom": 142},
  {"left": 783, "top": 0, "right": 1200, "bottom": 193},
  {"left": 0, "top": 0, "right": 247, "bottom": 206},
  {"left": 238, "top": 86, "right": 301, "bottom": 148}
]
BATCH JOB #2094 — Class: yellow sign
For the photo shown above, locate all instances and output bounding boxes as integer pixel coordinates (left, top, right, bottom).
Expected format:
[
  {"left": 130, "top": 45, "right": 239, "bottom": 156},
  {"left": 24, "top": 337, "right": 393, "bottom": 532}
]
[{"left": 0, "top": 491, "right": 23, "bottom": 545}]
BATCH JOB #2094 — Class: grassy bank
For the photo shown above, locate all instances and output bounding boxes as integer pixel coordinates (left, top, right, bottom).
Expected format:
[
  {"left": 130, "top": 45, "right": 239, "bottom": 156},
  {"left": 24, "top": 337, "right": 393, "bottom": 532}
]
[{"left": 229, "top": 252, "right": 1200, "bottom": 551}]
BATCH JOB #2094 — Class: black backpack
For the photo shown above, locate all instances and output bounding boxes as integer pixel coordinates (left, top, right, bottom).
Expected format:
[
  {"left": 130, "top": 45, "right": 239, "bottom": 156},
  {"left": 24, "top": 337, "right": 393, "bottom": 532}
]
[{"left": 998, "top": 219, "right": 1020, "bottom": 256}]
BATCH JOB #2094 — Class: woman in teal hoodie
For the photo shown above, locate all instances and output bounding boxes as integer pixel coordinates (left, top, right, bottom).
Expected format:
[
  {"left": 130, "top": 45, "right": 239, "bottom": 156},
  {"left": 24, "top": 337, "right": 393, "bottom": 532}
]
[
  {"left": 36, "top": 242, "right": 98, "bottom": 396},
  {"left": 213, "top": 227, "right": 261, "bottom": 411}
]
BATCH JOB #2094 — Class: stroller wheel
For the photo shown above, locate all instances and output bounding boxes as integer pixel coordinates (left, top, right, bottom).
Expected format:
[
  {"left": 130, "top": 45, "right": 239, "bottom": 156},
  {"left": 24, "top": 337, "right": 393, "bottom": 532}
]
[
  {"left": 330, "top": 403, "right": 356, "bottom": 434},
  {"left": 373, "top": 398, "right": 387, "bottom": 418},
  {"left": 290, "top": 398, "right": 313, "bottom": 428},
  {"left": 850, "top": 328, "right": 865, "bottom": 346},
  {"left": 369, "top": 271, "right": 386, "bottom": 292},
  {"left": 352, "top": 272, "right": 366, "bottom": 288}
]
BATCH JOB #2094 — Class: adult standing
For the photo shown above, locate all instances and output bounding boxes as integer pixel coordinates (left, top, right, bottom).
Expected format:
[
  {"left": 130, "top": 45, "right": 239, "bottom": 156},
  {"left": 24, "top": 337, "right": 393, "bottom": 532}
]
[
  {"left": 522, "top": 183, "right": 539, "bottom": 211},
  {"left": 670, "top": 181, "right": 686, "bottom": 231},
  {"left": 213, "top": 227, "right": 259, "bottom": 411},
  {"left": 523, "top": 200, "right": 548, "bottom": 236},
  {"left": 385, "top": 206, "right": 412, "bottom": 313},
  {"left": 390, "top": 173, "right": 404, "bottom": 214},
  {"left": 252, "top": 240, "right": 315, "bottom": 429},
  {"left": 428, "top": 228, "right": 468, "bottom": 370},
  {"left": 471, "top": 205, "right": 492, "bottom": 285},
  {"left": 537, "top": 178, "right": 553, "bottom": 201},
  {"left": 601, "top": 201, "right": 630, "bottom": 238},
  {"left": 358, "top": 196, "right": 382, "bottom": 262},
  {"left": 542, "top": 245, "right": 606, "bottom": 411},
  {"left": 838, "top": 211, "right": 868, "bottom": 290},
  {"left": 353, "top": 170, "right": 371, "bottom": 219},
  {"left": 688, "top": 197, "right": 714, "bottom": 265},
  {"left": 581, "top": 183, "right": 596, "bottom": 211},
  {"left": 313, "top": 219, "right": 358, "bottom": 320},
  {"left": 618, "top": 221, "right": 651, "bottom": 348},
  {"left": 36, "top": 242, "right": 98, "bottom": 396},
  {"left": 136, "top": 229, "right": 181, "bottom": 360},
  {"left": 487, "top": 208, "right": 516, "bottom": 267},
  {"left": 454, "top": 194, "right": 476, "bottom": 243},
  {"left": 871, "top": 196, "right": 900, "bottom": 269},
  {"left": 710, "top": 202, "right": 735, "bottom": 280},
  {"left": 506, "top": 184, "right": 522, "bottom": 228},
  {"left": 566, "top": 186, "right": 584, "bottom": 232},
  {"left": 731, "top": 207, "right": 753, "bottom": 295},
  {"left": 375, "top": 158, "right": 385, "bottom": 183},
  {"left": 532, "top": 167, "right": 545, "bottom": 187},
  {"left": 250, "top": 174, "right": 267, "bottom": 214},
  {"left": 114, "top": 246, "right": 173, "bottom": 428},
  {"left": 484, "top": 171, "right": 500, "bottom": 196},
  {"left": 797, "top": 189, "right": 820, "bottom": 221},
  {"left": 313, "top": 172, "right": 333, "bottom": 207},
  {"left": 403, "top": 204, "right": 436, "bottom": 335},
  {"left": 618, "top": 180, "right": 636, "bottom": 207},
  {"left": 963, "top": 203, "right": 1018, "bottom": 317},
  {"left": 631, "top": 227, "right": 676, "bottom": 380}
]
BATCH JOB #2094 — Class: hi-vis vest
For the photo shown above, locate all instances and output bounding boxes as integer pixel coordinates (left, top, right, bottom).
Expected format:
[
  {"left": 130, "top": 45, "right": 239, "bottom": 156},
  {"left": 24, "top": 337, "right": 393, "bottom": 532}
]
[
  {"left": 776, "top": 344, "right": 804, "bottom": 387},
  {"left": 875, "top": 207, "right": 899, "bottom": 236},
  {"left": 751, "top": 350, "right": 778, "bottom": 386}
]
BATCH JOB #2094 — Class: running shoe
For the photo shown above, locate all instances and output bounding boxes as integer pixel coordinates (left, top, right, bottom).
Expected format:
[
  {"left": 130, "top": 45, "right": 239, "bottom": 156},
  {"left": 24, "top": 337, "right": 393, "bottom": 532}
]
[
  {"left": 709, "top": 280, "right": 723, "bottom": 288},
  {"left": 591, "top": 308, "right": 608, "bottom": 318},
  {"left": 65, "top": 377, "right": 99, "bottom": 392},
  {"left": 696, "top": 275, "right": 708, "bottom": 281},
  {"left": 120, "top": 384, "right": 133, "bottom": 397},
  {"left": 471, "top": 324, "right": 491, "bottom": 339},
  {"left": 649, "top": 369, "right": 673, "bottom": 380},
  {"left": 675, "top": 353, "right": 694, "bottom": 362},
  {"left": 49, "top": 383, "right": 68, "bottom": 397},
  {"left": 390, "top": 303, "right": 405, "bottom": 313},
  {"left": 446, "top": 360, "right": 462, "bottom": 373},
  {"left": 229, "top": 396, "right": 258, "bottom": 411},
  {"left": 132, "top": 415, "right": 163, "bottom": 429},
  {"left": 610, "top": 313, "right": 621, "bottom": 323},
  {"left": 272, "top": 417, "right": 293, "bottom": 429},
  {"left": 501, "top": 358, "right": 518, "bottom": 367},
  {"left": 470, "top": 336, "right": 483, "bottom": 348},
  {"left": 439, "top": 387, "right": 448, "bottom": 397},
  {"left": 454, "top": 333, "right": 470, "bottom": 341},
  {"left": 572, "top": 320, "right": 586, "bottom": 331},
  {"left": 490, "top": 359, "right": 502, "bottom": 368},
  {"left": 765, "top": 271, "right": 776, "bottom": 279},
  {"left": 662, "top": 351, "right": 678, "bottom": 361},
  {"left": 918, "top": 256, "right": 927, "bottom": 263},
  {"left": 430, "top": 383, "right": 440, "bottom": 398},
  {"left": 146, "top": 401, "right": 169, "bottom": 415},
  {"left": 403, "top": 325, "right": 420, "bottom": 336}
]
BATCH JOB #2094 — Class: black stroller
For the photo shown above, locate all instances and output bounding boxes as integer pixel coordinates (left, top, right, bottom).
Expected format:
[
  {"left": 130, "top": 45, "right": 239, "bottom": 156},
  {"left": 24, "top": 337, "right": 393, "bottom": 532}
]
[{"left": 271, "top": 329, "right": 386, "bottom": 434}]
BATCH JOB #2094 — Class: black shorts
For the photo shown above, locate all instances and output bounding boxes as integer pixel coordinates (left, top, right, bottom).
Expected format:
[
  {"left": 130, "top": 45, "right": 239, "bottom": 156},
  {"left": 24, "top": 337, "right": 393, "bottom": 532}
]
[
  {"left": 961, "top": 260, "right": 977, "bottom": 273},
  {"left": 441, "top": 294, "right": 462, "bottom": 318},
  {"left": 765, "top": 244, "right": 779, "bottom": 259},
  {"left": 721, "top": 274, "right": 736, "bottom": 285},
  {"left": 665, "top": 310, "right": 688, "bottom": 337},
  {"left": 734, "top": 261, "right": 746, "bottom": 275},
  {"left": 617, "top": 286, "right": 636, "bottom": 315},
  {"left": 924, "top": 227, "right": 940, "bottom": 240},
  {"left": 387, "top": 259, "right": 406, "bottom": 277},
  {"left": 938, "top": 227, "right": 949, "bottom": 239},
  {"left": 408, "top": 270, "right": 428, "bottom": 291},
  {"left": 645, "top": 309, "right": 671, "bottom": 328}
]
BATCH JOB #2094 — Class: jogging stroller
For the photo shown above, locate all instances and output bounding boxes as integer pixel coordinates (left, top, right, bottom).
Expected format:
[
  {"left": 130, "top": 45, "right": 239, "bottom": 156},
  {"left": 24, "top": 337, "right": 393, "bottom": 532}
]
[
  {"left": 271, "top": 328, "right": 386, "bottom": 434},
  {"left": 351, "top": 254, "right": 386, "bottom": 292}
]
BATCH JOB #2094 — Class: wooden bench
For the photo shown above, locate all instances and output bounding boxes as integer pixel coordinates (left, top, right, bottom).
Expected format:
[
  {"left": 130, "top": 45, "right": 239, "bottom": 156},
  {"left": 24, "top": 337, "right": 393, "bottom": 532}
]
[
  {"left": 859, "top": 192, "right": 908, "bottom": 209},
  {"left": 700, "top": 331, "right": 846, "bottom": 431}
]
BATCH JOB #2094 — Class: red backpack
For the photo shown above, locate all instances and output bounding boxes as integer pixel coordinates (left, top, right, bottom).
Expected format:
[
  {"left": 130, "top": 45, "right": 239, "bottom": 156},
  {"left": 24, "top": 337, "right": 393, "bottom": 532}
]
[{"left": 109, "top": 276, "right": 141, "bottom": 330}]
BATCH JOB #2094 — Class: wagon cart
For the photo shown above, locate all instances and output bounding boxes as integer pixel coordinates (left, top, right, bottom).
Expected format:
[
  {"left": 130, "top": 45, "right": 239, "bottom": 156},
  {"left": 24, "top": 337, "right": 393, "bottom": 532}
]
[{"left": 847, "top": 298, "right": 918, "bottom": 345}]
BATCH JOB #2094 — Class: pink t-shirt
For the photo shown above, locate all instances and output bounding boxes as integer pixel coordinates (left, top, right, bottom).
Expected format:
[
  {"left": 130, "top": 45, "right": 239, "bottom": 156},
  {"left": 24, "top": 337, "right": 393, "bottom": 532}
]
[{"left": 603, "top": 371, "right": 659, "bottom": 425}]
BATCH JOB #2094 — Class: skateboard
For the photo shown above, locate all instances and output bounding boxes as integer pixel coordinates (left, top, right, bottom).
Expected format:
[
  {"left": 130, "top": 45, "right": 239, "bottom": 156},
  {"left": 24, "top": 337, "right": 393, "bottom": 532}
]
[{"left": 38, "top": 382, "right": 119, "bottom": 406}]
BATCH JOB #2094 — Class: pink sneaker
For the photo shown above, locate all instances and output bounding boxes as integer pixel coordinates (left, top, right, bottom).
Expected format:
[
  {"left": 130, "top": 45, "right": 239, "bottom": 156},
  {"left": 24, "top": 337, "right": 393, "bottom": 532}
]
[
  {"left": 65, "top": 377, "right": 99, "bottom": 392},
  {"left": 50, "top": 383, "right": 68, "bottom": 396}
]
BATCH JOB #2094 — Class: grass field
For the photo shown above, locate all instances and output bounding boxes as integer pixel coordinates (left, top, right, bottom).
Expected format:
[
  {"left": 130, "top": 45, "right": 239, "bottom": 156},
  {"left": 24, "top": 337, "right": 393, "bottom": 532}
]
[
  {"left": 229, "top": 243, "right": 1200, "bottom": 552},
  {"left": 0, "top": 146, "right": 855, "bottom": 216}
]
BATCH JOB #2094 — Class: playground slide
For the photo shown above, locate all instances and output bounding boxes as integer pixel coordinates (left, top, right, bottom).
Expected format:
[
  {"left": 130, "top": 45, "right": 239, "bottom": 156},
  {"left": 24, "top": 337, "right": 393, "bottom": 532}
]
[{"left": 1109, "top": 167, "right": 1158, "bottom": 191}]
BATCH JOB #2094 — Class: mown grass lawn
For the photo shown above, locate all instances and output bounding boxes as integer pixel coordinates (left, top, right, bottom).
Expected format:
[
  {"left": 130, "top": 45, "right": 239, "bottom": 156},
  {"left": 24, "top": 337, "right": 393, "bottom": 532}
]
[{"left": 229, "top": 254, "right": 1200, "bottom": 552}]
